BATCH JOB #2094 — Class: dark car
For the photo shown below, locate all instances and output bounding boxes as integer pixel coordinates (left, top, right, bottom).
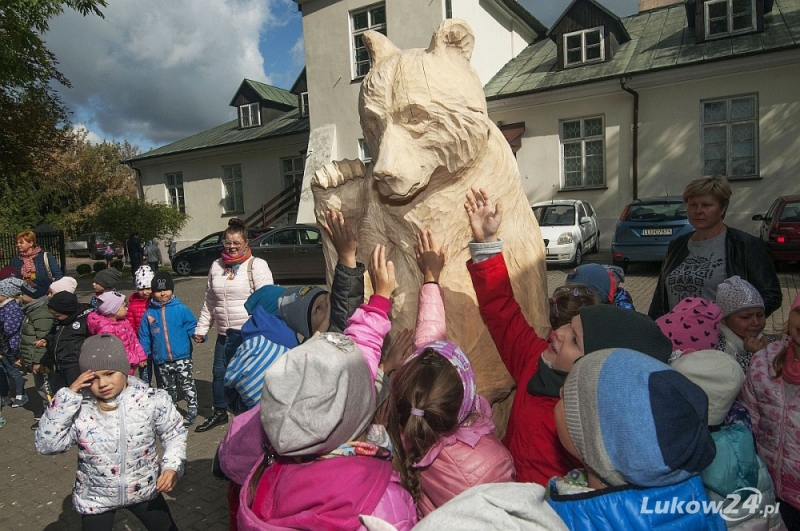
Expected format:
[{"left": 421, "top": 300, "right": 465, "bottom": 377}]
[
  {"left": 171, "top": 227, "right": 270, "bottom": 276},
  {"left": 172, "top": 225, "right": 326, "bottom": 281},
  {"left": 752, "top": 195, "right": 800, "bottom": 267},
  {"left": 250, "top": 225, "right": 326, "bottom": 280},
  {"left": 611, "top": 196, "right": 694, "bottom": 271}
]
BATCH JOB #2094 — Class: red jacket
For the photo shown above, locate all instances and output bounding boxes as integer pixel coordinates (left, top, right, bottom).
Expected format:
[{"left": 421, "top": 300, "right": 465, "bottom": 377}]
[
  {"left": 126, "top": 292, "right": 149, "bottom": 343},
  {"left": 467, "top": 253, "right": 581, "bottom": 485}
]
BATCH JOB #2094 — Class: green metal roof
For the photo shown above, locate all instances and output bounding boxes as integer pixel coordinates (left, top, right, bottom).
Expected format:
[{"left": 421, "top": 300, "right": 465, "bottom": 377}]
[
  {"left": 228, "top": 79, "right": 298, "bottom": 108},
  {"left": 485, "top": 0, "right": 800, "bottom": 100},
  {"left": 126, "top": 108, "right": 308, "bottom": 163}
]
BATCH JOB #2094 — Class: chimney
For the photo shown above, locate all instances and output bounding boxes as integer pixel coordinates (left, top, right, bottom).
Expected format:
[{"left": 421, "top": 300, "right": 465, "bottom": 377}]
[{"left": 638, "top": 0, "right": 682, "bottom": 11}]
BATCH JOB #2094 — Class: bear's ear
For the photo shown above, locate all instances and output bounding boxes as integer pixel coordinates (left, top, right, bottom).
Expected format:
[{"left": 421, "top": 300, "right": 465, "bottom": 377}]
[
  {"left": 427, "top": 19, "right": 475, "bottom": 61},
  {"left": 362, "top": 30, "right": 400, "bottom": 69}
]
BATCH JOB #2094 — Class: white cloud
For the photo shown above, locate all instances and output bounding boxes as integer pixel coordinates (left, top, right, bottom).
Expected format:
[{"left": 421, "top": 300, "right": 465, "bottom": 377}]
[
  {"left": 45, "top": 0, "right": 287, "bottom": 147},
  {"left": 72, "top": 124, "right": 105, "bottom": 145},
  {"left": 290, "top": 36, "right": 305, "bottom": 70}
]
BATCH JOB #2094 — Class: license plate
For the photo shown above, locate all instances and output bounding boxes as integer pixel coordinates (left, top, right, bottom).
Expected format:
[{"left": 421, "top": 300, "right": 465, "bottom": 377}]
[{"left": 642, "top": 228, "right": 672, "bottom": 236}]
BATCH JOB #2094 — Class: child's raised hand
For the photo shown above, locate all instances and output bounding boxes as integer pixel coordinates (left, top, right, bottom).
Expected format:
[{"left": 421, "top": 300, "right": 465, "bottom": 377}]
[
  {"left": 369, "top": 245, "right": 395, "bottom": 299},
  {"left": 322, "top": 210, "right": 357, "bottom": 268},
  {"left": 69, "top": 370, "right": 96, "bottom": 394},
  {"left": 156, "top": 469, "right": 178, "bottom": 493},
  {"left": 382, "top": 328, "right": 414, "bottom": 376},
  {"left": 464, "top": 187, "right": 502, "bottom": 243},
  {"left": 415, "top": 229, "right": 447, "bottom": 283}
]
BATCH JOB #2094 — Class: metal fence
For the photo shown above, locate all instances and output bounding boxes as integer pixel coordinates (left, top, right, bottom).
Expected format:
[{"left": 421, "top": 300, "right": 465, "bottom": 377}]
[{"left": 0, "top": 231, "right": 66, "bottom": 273}]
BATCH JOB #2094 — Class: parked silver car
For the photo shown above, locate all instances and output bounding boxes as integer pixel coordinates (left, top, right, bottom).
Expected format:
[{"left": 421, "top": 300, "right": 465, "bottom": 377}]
[{"left": 531, "top": 199, "right": 600, "bottom": 266}]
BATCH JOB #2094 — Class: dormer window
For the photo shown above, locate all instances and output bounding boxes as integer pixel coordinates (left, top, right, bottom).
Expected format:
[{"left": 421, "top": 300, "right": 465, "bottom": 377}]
[
  {"left": 563, "top": 27, "right": 604, "bottom": 68},
  {"left": 300, "top": 92, "right": 309, "bottom": 117},
  {"left": 705, "top": 0, "right": 755, "bottom": 38},
  {"left": 239, "top": 102, "right": 261, "bottom": 128}
]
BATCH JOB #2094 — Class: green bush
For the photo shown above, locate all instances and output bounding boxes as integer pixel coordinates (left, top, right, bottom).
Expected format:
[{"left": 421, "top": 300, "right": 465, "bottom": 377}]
[
  {"left": 111, "top": 259, "right": 124, "bottom": 271},
  {"left": 76, "top": 264, "right": 92, "bottom": 276},
  {"left": 92, "top": 261, "right": 107, "bottom": 273}
]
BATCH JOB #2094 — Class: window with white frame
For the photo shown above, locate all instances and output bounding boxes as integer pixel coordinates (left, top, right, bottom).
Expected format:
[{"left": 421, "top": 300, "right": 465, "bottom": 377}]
[
  {"left": 300, "top": 92, "right": 309, "bottom": 117},
  {"left": 282, "top": 157, "right": 304, "bottom": 192},
  {"left": 239, "top": 102, "right": 261, "bottom": 128},
  {"left": 705, "top": 0, "right": 756, "bottom": 38},
  {"left": 561, "top": 117, "right": 605, "bottom": 189},
  {"left": 351, "top": 3, "right": 386, "bottom": 79},
  {"left": 165, "top": 172, "right": 185, "bottom": 213},
  {"left": 222, "top": 164, "right": 244, "bottom": 213},
  {"left": 358, "top": 139, "right": 372, "bottom": 163},
  {"left": 563, "top": 27, "right": 604, "bottom": 67},
  {"left": 701, "top": 95, "right": 758, "bottom": 178}
]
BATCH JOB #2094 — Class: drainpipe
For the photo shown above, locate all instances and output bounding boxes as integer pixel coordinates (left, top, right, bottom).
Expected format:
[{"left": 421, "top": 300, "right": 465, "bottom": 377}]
[
  {"left": 620, "top": 77, "right": 639, "bottom": 200},
  {"left": 124, "top": 161, "right": 145, "bottom": 199}
]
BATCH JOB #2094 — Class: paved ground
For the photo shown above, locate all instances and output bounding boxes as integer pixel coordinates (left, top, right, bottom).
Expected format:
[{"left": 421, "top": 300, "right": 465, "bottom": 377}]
[{"left": 0, "top": 254, "right": 796, "bottom": 530}]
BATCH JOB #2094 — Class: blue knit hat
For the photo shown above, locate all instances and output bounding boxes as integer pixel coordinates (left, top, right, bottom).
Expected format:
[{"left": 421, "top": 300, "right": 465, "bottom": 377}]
[
  {"left": 563, "top": 348, "right": 715, "bottom": 488},
  {"left": 565, "top": 264, "right": 614, "bottom": 304},
  {"left": 244, "top": 285, "right": 287, "bottom": 316}
]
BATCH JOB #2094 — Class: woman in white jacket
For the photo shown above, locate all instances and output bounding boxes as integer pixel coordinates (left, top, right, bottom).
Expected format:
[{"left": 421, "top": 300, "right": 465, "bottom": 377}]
[
  {"left": 35, "top": 334, "right": 187, "bottom": 531},
  {"left": 193, "top": 218, "right": 273, "bottom": 432}
]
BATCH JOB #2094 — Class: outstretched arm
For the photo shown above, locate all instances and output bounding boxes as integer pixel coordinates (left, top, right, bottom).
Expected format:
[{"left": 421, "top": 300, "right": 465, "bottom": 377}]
[
  {"left": 323, "top": 210, "right": 366, "bottom": 333},
  {"left": 414, "top": 229, "right": 447, "bottom": 347}
]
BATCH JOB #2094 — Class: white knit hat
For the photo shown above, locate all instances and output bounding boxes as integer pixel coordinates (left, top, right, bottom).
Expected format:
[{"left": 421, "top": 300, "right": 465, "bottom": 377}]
[
  {"left": 670, "top": 349, "right": 745, "bottom": 426},
  {"left": 260, "top": 332, "right": 374, "bottom": 456},
  {"left": 134, "top": 265, "right": 155, "bottom": 290},
  {"left": 716, "top": 276, "right": 764, "bottom": 318},
  {"left": 48, "top": 276, "right": 78, "bottom": 295}
]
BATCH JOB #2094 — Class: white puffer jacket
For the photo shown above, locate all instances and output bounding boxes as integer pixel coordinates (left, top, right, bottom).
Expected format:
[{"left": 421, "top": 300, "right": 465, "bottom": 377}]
[
  {"left": 35, "top": 377, "right": 187, "bottom": 515},
  {"left": 196, "top": 256, "right": 273, "bottom": 337}
]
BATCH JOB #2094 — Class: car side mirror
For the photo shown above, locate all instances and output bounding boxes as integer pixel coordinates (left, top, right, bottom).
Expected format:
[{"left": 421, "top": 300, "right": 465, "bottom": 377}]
[
  {"left": 580, "top": 216, "right": 592, "bottom": 224},
  {"left": 751, "top": 214, "right": 764, "bottom": 221}
]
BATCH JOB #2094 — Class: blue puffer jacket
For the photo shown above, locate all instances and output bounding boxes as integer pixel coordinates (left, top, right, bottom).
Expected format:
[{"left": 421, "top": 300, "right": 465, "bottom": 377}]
[
  {"left": 548, "top": 475, "right": 726, "bottom": 531},
  {"left": 138, "top": 296, "right": 197, "bottom": 365}
]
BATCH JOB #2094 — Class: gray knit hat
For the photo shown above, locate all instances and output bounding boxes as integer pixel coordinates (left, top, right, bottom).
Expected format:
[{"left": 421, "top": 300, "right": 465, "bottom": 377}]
[
  {"left": 716, "top": 276, "right": 764, "bottom": 318},
  {"left": 277, "top": 285, "right": 328, "bottom": 340},
  {"left": 260, "top": 332, "right": 374, "bottom": 456},
  {"left": 79, "top": 334, "right": 130, "bottom": 374},
  {"left": 94, "top": 268, "right": 122, "bottom": 290}
]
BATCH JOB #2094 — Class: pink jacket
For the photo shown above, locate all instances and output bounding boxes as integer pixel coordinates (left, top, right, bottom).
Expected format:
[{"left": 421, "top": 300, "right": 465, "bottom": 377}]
[
  {"left": 87, "top": 312, "right": 147, "bottom": 370},
  {"left": 412, "top": 283, "right": 516, "bottom": 516},
  {"left": 236, "top": 296, "right": 417, "bottom": 530},
  {"left": 740, "top": 336, "right": 800, "bottom": 510},
  {"left": 196, "top": 257, "right": 273, "bottom": 337}
]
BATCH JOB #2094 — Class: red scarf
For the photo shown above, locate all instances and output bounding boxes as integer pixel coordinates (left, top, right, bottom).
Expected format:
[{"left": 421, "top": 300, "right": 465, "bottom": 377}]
[
  {"left": 18, "top": 247, "right": 42, "bottom": 280},
  {"left": 221, "top": 247, "right": 252, "bottom": 279},
  {"left": 783, "top": 342, "right": 800, "bottom": 385}
]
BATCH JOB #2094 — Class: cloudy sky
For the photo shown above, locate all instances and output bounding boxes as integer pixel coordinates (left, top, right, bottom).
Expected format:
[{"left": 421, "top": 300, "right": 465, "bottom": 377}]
[{"left": 45, "top": 0, "right": 638, "bottom": 152}]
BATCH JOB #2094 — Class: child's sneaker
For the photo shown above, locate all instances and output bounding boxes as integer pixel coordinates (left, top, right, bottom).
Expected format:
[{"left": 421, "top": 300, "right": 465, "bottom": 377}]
[
  {"left": 183, "top": 410, "right": 197, "bottom": 427},
  {"left": 12, "top": 395, "right": 29, "bottom": 408},
  {"left": 0, "top": 416, "right": 6, "bottom": 428},
  {"left": 1, "top": 397, "right": 11, "bottom": 407}
]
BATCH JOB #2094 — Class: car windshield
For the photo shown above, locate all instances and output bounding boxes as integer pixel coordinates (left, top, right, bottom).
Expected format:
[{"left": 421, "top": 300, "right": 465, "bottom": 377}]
[
  {"left": 625, "top": 202, "right": 687, "bottom": 222},
  {"left": 532, "top": 205, "right": 575, "bottom": 226}
]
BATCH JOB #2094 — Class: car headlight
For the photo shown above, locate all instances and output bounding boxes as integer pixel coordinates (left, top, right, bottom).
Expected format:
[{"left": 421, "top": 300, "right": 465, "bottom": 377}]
[{"left": 558, "top": 232, "right": 573, "bottom": 245}]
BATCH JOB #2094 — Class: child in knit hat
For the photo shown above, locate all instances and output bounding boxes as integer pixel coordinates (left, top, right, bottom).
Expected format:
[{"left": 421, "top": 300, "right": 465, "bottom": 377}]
[
  {"left": 35, "top": 334, "right": 187, "bottom": 529},
  {"left": 549, "top": 348, "right": 724, "bottom": 530},
  {"left": 740, "top": 291, "right": 800, "bottom": 528},
  {"left": 716, "top": 275, "right": 772, "bottom": 373},
  {"left": 37, "top": 292, "right": 93, "bottom": 392},
  {"left": 237, "top": 245, "right": 417, "bottom": 530},
  {"left": 671, "top": 350, "right": 784, "bottom": 529},
  {"left": 0, "top": 277, "right": 27, "bottom": 417},
  {"left": 128, "top": 266, "right": 161, "bottom": 387},
  {"left": 564, "top": 263, "right": 635, "bottom": 310},
  {"left": 387, "top": 228, "right": 514, "bottom": 517},
  {"left": 139, "top": 271, "right": 199, "bottom": 427},
  {"left": 87, "top": 292, "right": 147, "bottom": 375},
  {"left": 90, "top": 267, "right": 122, "bottom": 309},
  {"left": 465, "top": 187, "right": 673, "bottom": 486},
  {"left": 656, "top": 297, "right": 722, "bottom": 360}
]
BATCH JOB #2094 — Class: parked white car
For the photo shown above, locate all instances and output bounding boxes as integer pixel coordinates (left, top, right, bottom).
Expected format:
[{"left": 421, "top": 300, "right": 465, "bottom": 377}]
[{"left": 531, "top": 199, "right": 599, "bottom": 266}]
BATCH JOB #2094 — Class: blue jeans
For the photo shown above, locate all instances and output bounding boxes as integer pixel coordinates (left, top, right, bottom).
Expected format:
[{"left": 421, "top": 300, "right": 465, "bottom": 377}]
[
  {"left": 212, "top": 335, "right": 228, "bottom": 409},
  {"left": 0, "top": 356, "right": 24, "bottom": 397}
]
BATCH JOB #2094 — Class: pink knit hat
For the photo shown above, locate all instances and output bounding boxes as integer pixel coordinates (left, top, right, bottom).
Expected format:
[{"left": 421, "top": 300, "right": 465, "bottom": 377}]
[{"left": 656, "top": 297, "right": 722, "bottom": 354}]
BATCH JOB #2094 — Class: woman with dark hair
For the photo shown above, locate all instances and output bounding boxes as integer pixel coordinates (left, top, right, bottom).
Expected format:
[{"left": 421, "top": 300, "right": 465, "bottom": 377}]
[
  {"left": 193, "top": 219, "right": 273, "bottom": 432},
  {"left": 648, "top": 176, "right": 781, "bottom": 320},
  {"left": 10, "top": 231, "right": 63, "bottom": 298}
]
